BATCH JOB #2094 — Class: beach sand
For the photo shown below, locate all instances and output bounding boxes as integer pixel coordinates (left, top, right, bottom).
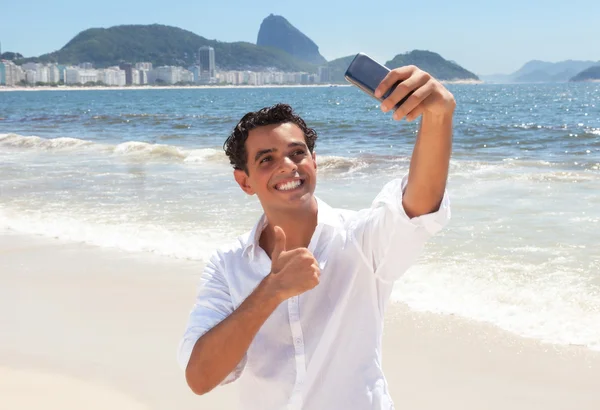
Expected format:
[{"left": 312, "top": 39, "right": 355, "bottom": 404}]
[{"left": 1, "top": 233, "right": 599, "bottom": 410}]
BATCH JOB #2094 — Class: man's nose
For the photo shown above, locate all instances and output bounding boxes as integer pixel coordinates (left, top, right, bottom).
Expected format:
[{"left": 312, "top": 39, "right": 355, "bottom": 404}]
[{"left": 279, "top": 156, "right": 298, "bottom": 172}]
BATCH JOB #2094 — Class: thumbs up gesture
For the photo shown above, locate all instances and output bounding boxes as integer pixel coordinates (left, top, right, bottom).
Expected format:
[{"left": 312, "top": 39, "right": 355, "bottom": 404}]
[{"left": 269, "top": 226, "right": 321, "bottom": 302}]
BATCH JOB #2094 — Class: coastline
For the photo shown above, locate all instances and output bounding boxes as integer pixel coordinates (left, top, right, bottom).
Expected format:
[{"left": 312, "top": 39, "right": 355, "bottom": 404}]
[
  {"left": 1, "top": 84, "right": 346, "bottom": 92},
  {"left": 1, "top": 232, "right": 599, "bottom": 409},
  {"left": 0, "top": 79, "right": 483, "bottom": 92}
]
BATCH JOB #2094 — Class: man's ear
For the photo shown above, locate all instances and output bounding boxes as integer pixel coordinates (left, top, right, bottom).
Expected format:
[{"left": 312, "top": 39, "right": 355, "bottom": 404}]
[
  {"left": 234, "top": 169, "right": 255, "bottom": 195},
  {"left": 312, "top": 151, "right": 317, "bottom": 170}
]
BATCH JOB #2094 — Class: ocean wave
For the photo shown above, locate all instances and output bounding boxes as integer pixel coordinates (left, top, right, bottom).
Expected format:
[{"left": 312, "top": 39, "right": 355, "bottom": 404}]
[
  {"left": 0, "top": 133, "right": 380, "bottom": 171},
  {"left": 0, "top": 133, "right": 94, "bottom": 150},
  {"left": 0, "top": 206, "right": 230, "bottom": 262},
  {"left": 114, "top": 141, "right": 187, "bottom": 160},
  {"left": 2, "top": 132, "right": 594, "bottom": 175},
  {"left": 0, "top": 133, "right": 225, "bottom": 164},
  {"left": 184, "top": 148, "right": 227, "bottom": 163},
  {"left": 393, "top": 258, "right": 600, "bottom": 352},
  {"left": 317, "top": 155, "right": 368, "bottom": 173}
]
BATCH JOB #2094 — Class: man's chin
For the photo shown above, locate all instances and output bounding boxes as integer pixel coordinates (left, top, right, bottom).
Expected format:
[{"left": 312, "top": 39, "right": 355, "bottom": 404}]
[{"left": 259, "top": 189, "right": 315, "bottom": 210}]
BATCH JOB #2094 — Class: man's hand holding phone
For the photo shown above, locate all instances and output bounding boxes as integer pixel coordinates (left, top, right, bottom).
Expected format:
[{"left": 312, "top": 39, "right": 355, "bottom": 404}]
[{"left": 374, "top": 65, "right": 456, "bottom": 122}]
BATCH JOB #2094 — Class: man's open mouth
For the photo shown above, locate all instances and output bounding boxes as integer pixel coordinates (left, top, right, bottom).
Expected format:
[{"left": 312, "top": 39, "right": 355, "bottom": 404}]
[{"left": 274, "top": 179, "right": 305, "bottom": 191}]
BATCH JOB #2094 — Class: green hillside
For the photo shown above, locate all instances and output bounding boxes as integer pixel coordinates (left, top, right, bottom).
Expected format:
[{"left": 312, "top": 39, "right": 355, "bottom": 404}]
[
  {"left": 18, "top": 24, "right": 317, "bottom": 72},
  {"left": 327, "top": 51, "right": 478, "bottom": 84},
  {"left": 326, "top": 55, "right": 357, "bottom": 83},
  {"left": 570, "top": 65, "right": 600, "bottom": 82},
  {"left": 385, "top": 51, "right": 479, "bottom": 81}
]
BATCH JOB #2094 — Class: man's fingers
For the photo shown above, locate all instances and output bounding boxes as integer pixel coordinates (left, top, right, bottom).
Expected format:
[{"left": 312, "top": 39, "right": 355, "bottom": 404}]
[
  {"left": 374, "top": 66, "right": 416, "bottom": 100},
  {"left": 381, "top": 69, "right": 430, "bottom": 113},
  {"left": 405, "top": 104, "right": 426, "bottom": 122},
  {"left": 272, "top": 226, "right": 287, "bottom": 262},
  {"left": 393, "top": 82, "right": 435, "bottom": 121}
]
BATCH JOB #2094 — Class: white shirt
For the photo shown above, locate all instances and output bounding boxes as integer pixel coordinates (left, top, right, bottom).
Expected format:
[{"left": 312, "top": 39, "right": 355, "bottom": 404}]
[{"left": 178, "top": 175, "right": 451, "bottom": 410}]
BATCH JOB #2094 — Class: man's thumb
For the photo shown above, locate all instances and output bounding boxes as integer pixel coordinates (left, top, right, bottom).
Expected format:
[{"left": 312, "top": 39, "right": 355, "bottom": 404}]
[{"left": 272, "top": 226, "right": 286, "bottom": 261}]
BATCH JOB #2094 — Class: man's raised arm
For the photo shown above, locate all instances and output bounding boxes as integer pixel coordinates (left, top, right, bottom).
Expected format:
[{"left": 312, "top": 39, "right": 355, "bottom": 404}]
[{"left": 375, "top": 65, "right": 455, "bottom": 218}]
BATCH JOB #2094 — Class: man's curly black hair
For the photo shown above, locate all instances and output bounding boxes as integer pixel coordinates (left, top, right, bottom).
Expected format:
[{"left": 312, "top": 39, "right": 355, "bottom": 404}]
[{"left": 223, "top": 103, "right": 318, "bottom": 174}]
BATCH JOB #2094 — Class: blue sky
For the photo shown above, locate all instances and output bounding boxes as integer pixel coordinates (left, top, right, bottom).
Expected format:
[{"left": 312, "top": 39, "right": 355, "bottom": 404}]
[{"left": 1, "top": 0, "right": 598, "bottom": 75}]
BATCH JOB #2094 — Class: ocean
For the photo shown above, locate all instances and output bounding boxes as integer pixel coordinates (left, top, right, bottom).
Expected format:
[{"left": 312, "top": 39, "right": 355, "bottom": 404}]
[{"left": 1, "top": 84, "right": 599, "bottom": 351}]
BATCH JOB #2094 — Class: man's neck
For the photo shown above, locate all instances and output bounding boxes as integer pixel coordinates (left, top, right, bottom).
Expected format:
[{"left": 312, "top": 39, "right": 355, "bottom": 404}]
[{"left": 259, "top": 198, "right": 318, "bottom": 258}]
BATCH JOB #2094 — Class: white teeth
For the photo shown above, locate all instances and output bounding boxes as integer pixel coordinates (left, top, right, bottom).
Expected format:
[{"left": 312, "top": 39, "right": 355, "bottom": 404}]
[{"left": 277, "top": 180, "right": 302, "bottom": 191}]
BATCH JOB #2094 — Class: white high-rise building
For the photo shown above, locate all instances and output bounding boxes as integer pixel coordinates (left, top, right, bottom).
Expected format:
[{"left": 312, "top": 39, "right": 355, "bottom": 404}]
[
  {"left": 65, "top": 67, "right": 98, "bottom": 84},
  {"left": 138, "top": 69, "right": 148, "bottom": 85},
  {"left": 131, "top": 68, "right": 140, "bottom": 85},
  {"left": 97, "top": 67, "right": 126, "bottom": 86},
  {"left": 48, "top": 64, "right": 60, "bottom": 83},
  {"left": 318, "top": 66, "right": 330, "bottom": 83},
  {"left": 25, "top": 70, "right": 37, "bottom": 84},
  {"left": 37, "top": 66, "right": 49, "bottom": 83}
]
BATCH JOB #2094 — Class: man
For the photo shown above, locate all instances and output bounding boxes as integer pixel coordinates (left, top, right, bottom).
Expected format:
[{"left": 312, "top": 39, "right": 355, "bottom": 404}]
[{"left": 178, "top": 65, "right": 455, "bottom": 409}]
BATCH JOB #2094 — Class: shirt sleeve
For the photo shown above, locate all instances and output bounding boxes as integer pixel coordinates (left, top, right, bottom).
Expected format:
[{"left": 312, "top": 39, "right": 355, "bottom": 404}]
[
  {"left": 177, "top": 252, "right": 247, "bottom": 385},
  {"left": 349, "top": 174, "right": 451, "bottom": 283}
]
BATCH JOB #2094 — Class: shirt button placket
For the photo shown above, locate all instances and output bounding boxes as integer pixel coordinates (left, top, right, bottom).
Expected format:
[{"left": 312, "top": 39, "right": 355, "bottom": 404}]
[{"left": 288, "top": 295, "right": 306, "bottom": 410}]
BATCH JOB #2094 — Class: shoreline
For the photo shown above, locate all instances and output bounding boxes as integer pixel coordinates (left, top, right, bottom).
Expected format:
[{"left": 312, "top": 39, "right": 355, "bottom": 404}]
[
  {"left": 2, "top": 84, "right": 343, "bottom": 92},
  {"left": 1, "top": 231, "right": 600, "bottom": 409},
  {"left": 0, "top": 79, "right": 483, "bottom": 92}
]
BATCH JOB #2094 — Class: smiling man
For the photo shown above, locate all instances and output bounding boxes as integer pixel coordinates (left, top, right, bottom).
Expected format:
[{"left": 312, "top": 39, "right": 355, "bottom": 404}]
[{"left": 178, "top": 66, "right": 455, "bottom": 410}]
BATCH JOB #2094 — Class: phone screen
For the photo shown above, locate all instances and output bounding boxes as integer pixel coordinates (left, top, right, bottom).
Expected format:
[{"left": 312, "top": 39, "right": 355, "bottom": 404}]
[
  {"left": 345, "top": 53, "right": 408, "bottom": 108},
  {"left": 346, "top": 54, "right": 390, "bottom": 94}
]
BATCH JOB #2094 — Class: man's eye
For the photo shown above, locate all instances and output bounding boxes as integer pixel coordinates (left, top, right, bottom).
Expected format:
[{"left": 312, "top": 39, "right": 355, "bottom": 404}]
[
  {"left": 260, "top": 156, "right": 272, "bottom": 163},
  {"left": 292, "top": 150, "right": 306, "bottom": 156}
]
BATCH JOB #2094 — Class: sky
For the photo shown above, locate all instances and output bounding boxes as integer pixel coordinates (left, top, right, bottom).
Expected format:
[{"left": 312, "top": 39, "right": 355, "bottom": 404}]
[{"left": 1, "top": 0, "right": 599, "bottom": 75}]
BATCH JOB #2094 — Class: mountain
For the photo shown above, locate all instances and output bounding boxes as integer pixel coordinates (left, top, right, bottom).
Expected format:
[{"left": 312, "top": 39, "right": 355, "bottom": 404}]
[
  {"left": 13, "top": 20, "right": 479, "bottom": 80},
  {"left": 385, "top": 50, "right": 479, "bottom": 81},
  {"left": 511, "top": 60, "right": 599, "bottom": 82},
  {"left": 18, "top": 24, "right": 316, "bottom": 72},
  {"left": 256, "top": 14, "right": 326, "bottom": 65},
  {"left": 570, "top": 65, "right": 600, "bottom": 82},
  {"left": 326, "top": 55, "right": 357, "bottom": 83},
  {"left": 0, "top": 52, "right": 23, "bottom": 60},
  {"left": 326, "top": 51, "right": 478, "bottom": 84}
]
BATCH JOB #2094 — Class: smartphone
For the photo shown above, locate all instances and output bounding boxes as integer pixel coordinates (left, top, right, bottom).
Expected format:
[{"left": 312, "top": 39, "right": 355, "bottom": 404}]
[{"left": 344, "top": 53, "right": 411, "bottom": 110}]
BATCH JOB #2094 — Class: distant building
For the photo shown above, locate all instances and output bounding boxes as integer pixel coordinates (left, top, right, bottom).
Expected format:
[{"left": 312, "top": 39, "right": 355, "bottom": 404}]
[
  {"left": 135, "top": 62, "right": 152, "bottom": 71},
  {"left": 0, "top": 61, "right": 24, "bottom": 85},
  {"left": 22, "top": 62, "right": 39, "bottom": 71},
  {"left": 58, "top": 65, "right": 67, "bottom": 83},
  {"left": 25, "top": 69, "right": 37, "bottom": 84},
  {"left": 19, "top": 63, "right": 51, "bottom": 84},
  {"left": 131, "top": 68, "right": 141, "bottom": 85},
  {"left": 138, "top": 69, "right": 148, "bottom": 85},
  {"left": 97, "top": 67, "right": 126, "bottom": 86},
  {"left": 79, "top": 62, "right": 93, "bottom": 69},
  {"left": 48, "top": 64, "right": 61, "bottom": 83},
  {"left": 65, "top": 67, "right": 98, "bottom": 84},
  {"left": 148, "top": 66, "right": 193, "bottom": 85},
  {"left": 119, "top": 63, "right": 134, "bottom": 85},
  {"left": 188, "top": 65, "right": 201, "bottom": 83},
  {"left": 318, "top": 66, "right": 330, "bottom": 83},
  {"left": 198, "top": 46, "right": 215, "bottom": 83}
]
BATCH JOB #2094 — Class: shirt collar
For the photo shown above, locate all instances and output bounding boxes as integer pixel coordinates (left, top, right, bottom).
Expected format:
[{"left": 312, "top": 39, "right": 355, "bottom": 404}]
[{"left": 242, "top": 196, "right": 342, "bottom": 261}]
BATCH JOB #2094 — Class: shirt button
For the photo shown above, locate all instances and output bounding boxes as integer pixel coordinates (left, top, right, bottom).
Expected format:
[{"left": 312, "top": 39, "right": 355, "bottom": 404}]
[
  {"left": 295, "top": 338, "right": 303, "bottom": 346},
  {"left": 290, "top": 298, "right": 297, "bottom": 305}
]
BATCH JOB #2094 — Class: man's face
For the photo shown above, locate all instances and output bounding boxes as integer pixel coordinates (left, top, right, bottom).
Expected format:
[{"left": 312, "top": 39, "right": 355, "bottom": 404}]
[{"left": 234, "top": 122, "right": 317, "bottom": 211}]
